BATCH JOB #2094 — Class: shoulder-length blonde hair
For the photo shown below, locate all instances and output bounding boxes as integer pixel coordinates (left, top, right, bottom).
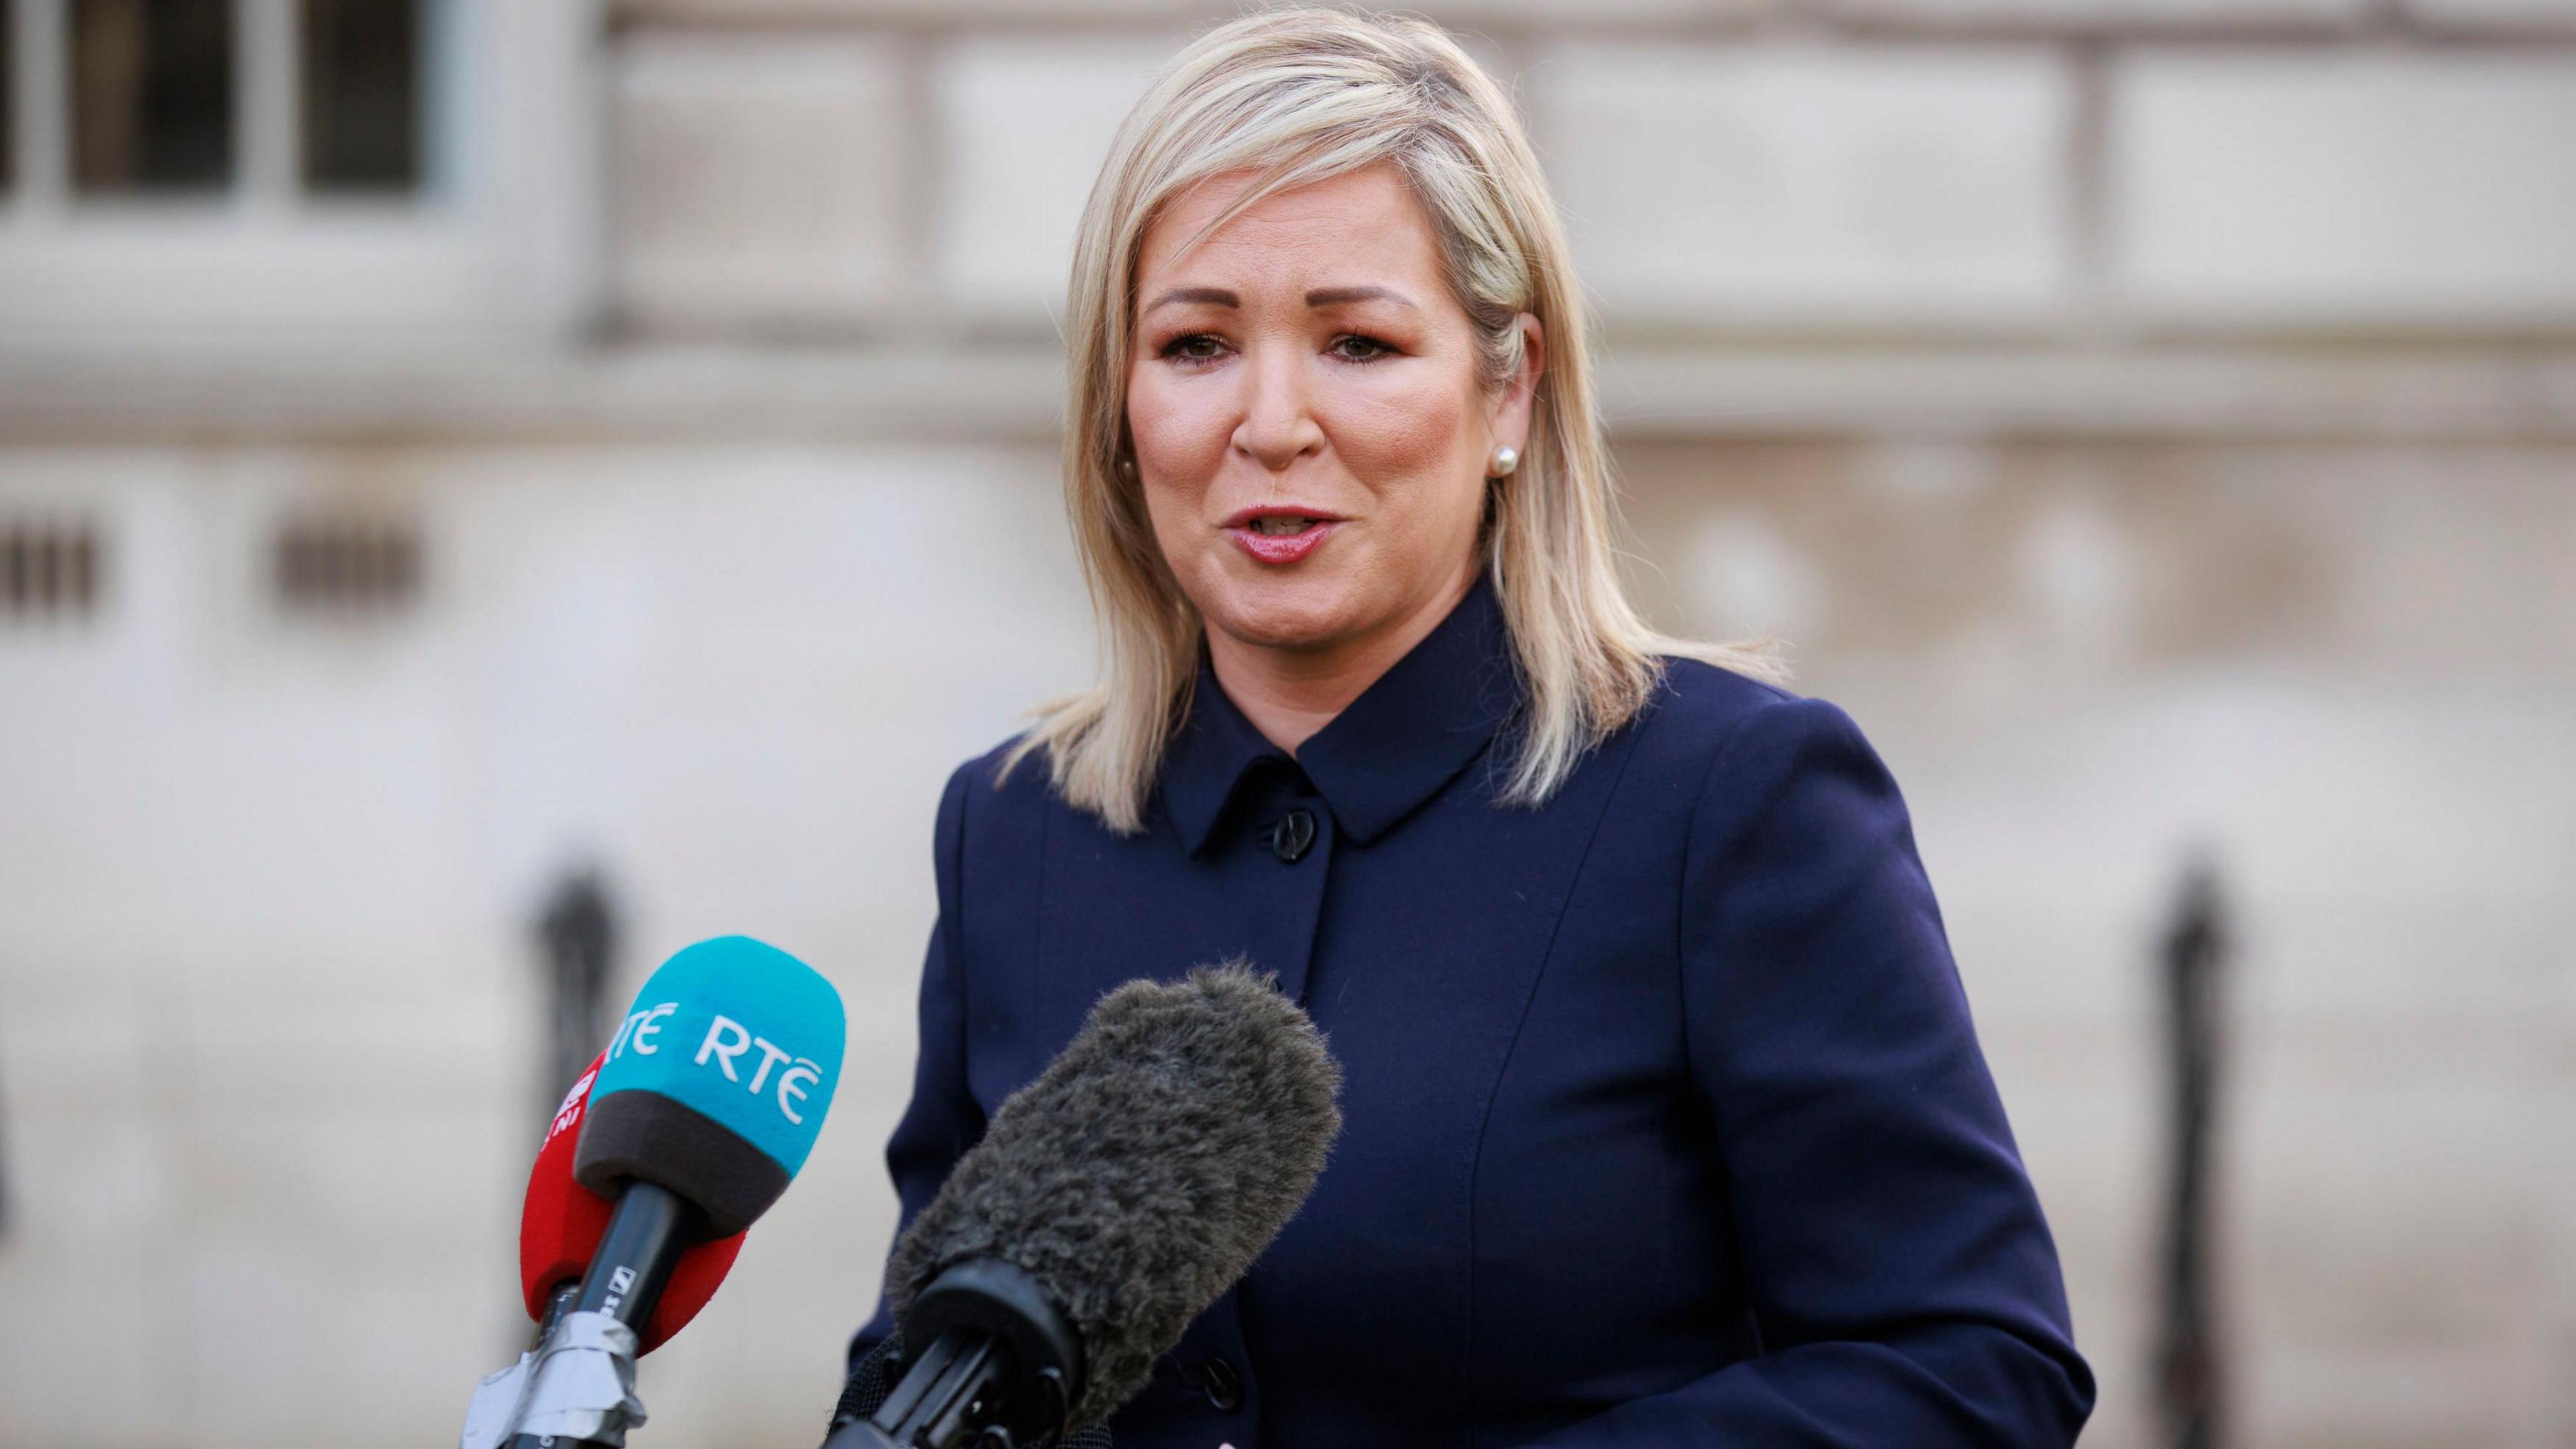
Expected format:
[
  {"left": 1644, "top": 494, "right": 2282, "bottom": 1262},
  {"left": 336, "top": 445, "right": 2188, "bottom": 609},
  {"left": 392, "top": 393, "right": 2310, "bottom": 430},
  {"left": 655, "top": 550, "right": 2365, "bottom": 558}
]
[{"left": 1005, "top": 5, "right": 1790, "bottom": 834}]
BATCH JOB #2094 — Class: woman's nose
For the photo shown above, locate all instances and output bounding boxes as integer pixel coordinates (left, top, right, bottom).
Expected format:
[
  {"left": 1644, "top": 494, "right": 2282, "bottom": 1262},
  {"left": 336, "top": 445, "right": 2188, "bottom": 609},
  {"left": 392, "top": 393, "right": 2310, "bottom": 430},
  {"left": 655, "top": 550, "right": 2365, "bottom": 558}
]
[{"left": 1230, "top": 343, "right": 1324, "bottom": 472}]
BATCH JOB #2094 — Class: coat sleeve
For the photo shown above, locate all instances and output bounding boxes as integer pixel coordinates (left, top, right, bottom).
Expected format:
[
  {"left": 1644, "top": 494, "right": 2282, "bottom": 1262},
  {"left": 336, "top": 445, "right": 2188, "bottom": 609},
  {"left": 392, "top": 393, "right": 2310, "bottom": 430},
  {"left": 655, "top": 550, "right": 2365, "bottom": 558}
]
[
  {"left": 847, "top": 759, "right": 989, "bottom": 1371},
  {"left": 1523, "top": 694, "right": 2094, "bottom": 1447}
]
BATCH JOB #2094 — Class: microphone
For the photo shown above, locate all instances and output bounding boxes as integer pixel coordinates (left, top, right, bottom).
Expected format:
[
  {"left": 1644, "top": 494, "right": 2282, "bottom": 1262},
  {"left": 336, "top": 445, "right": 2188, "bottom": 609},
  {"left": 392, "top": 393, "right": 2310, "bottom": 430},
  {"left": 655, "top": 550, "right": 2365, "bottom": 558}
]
[
  {"left": 468, "top": 935, "right": 845, "bottom": 1449},
  {"left": 826, "top": 961, "right": 1341, "bottom": 1449},
  {"left": 520, "top": 1049, "right": 745, "bottom": 1354}
]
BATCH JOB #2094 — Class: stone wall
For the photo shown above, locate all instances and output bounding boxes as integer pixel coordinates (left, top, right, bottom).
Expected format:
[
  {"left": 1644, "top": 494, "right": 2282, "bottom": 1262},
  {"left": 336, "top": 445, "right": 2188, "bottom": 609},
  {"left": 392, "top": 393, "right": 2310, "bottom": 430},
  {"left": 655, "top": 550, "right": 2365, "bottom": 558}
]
[{"left": 610, "top": 1, "right": 2576, "bottom": 349}]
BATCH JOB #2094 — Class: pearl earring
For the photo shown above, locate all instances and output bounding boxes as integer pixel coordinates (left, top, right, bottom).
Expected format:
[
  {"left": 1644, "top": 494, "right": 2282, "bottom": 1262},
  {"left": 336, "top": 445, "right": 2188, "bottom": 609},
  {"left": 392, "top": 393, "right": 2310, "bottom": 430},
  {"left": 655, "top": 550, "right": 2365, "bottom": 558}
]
[{"left": 1487, "top": 444, "right": 1519, "bottom": 480}]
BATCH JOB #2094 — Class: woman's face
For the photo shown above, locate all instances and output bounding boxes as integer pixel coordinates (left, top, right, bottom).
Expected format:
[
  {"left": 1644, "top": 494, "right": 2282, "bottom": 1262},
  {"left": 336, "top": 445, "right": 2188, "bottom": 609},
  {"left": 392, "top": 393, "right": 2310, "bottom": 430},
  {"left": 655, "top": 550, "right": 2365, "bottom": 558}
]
[{"left": 1126, "top": 160, "right": 1540, "bottom": 664}]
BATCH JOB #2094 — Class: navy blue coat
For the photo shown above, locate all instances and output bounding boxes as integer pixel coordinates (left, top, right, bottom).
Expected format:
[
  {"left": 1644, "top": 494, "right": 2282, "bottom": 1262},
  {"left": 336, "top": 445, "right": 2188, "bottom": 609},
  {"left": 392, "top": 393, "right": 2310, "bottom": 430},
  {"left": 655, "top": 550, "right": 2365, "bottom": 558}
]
[{"left": 851, "top": 576, "right": 2094, "bottom": 1448}]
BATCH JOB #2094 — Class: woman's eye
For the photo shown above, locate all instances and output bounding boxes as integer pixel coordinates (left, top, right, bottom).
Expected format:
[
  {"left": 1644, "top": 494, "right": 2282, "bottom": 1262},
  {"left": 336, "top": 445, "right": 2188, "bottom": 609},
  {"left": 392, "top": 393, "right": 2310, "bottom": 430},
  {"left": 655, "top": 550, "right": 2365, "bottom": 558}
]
[
  {"left": 1161, "top": 334, "right": 1227, "bottom": 362},
  {"left": 1329, "top": 333, "right": 1394, "bottom": 362}
]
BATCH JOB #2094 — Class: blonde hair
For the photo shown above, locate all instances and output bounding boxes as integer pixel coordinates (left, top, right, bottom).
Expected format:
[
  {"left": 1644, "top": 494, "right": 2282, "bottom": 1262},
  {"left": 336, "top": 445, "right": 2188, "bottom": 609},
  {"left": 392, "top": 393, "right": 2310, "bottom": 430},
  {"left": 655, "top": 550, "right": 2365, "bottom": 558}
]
[{"left": 1005, "top": 5, "right": 1790, "bottom": 833}]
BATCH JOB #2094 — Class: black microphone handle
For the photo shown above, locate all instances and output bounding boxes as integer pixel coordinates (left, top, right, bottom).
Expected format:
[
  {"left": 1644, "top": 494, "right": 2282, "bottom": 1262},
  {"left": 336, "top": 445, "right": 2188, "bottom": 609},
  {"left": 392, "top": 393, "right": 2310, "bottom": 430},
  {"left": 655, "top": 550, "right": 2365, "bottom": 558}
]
[
  {"left": 531, "top": 1281, "right": 581, "bottom": 1350},
  {"left": 822, "top": 1258, "right": 1083, "bottom": 1449},
  {"left": 823, "top": 1326, "right": 1012, "bottom": 1449},
  {"left": 821, "top": 1415, "right": 906, "bottom": 1449},
  {"left": 507, "top": 1180, "right": 694, "bottom": 1449}
]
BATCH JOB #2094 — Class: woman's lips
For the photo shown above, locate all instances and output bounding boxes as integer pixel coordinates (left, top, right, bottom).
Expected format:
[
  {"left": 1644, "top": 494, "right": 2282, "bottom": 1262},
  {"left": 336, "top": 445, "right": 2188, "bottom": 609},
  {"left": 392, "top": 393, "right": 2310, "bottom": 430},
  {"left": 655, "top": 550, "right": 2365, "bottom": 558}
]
[{"left": 1224, "top": 517, "right": 1342, "bottom": 565}]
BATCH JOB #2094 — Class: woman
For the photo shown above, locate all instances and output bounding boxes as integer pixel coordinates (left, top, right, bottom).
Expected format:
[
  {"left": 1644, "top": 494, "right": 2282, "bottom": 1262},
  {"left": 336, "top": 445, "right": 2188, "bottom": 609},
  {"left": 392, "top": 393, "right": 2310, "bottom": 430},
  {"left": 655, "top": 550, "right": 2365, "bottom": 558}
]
[{"left": 849, "top": 9, "right": 2093, "bottom": 1447}]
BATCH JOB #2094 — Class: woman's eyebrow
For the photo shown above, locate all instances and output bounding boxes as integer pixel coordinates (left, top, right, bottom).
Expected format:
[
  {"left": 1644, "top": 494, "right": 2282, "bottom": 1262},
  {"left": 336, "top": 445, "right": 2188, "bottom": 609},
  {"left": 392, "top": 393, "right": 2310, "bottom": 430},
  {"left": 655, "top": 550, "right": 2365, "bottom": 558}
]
[
  {"left": 1306, "top": 285, "right": 1417, "bottom": 310},
  {"left": 1144, "top": 286, "right": 1238, "bottom": 313},
  {"left": 1141, "top": 284, "right": 1419, "bottom": 313}
]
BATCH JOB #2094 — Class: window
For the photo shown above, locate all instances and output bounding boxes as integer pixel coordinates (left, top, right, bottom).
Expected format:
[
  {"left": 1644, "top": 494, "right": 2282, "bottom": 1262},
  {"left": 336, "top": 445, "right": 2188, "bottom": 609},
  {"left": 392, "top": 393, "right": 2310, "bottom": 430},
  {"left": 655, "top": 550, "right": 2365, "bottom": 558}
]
[
  {"left": 0, "top": 0, "right": 592, "bottom": 350},
  {"left": 0, "top": 519, "right": 105, "bottom": 620},
  {"left": 273, "top": 514, "right": 421, "bottom": 616},
  {"left": 2, "top": 1, "right": 15, "bottom": 192},
  {"left": 302, "top": 0, "right": 419, "bottom": 193},
  {"left": 72, "top": 0, "right": 234, "bottom": 193},
  {"left": 60, "top": 0, "right": 425, "bottom": 198}
]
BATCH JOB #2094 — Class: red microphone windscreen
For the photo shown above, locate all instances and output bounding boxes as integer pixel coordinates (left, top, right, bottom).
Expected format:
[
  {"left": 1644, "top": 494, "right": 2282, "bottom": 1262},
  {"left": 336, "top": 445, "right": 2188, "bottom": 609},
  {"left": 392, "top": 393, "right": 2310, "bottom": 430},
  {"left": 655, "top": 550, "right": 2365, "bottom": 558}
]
[{"left": 521, "top": 1051, "right": 747, "bottom": 1354}]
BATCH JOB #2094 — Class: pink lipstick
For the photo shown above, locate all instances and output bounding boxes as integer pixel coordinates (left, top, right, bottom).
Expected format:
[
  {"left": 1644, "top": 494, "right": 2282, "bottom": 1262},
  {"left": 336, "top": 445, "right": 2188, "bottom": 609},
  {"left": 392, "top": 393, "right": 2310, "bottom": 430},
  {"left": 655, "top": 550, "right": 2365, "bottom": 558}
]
[{"left": 1223, "top": 506, "right": 1344, "bottom": 566}]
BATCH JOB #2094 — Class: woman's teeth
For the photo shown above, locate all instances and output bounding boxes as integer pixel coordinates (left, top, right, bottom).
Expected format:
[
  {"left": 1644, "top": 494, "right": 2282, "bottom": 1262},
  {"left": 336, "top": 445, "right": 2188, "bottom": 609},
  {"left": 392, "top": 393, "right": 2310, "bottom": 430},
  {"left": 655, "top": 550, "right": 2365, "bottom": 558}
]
[{"left": 1247, "top": 517, "right": 1314, "bottom": 536}]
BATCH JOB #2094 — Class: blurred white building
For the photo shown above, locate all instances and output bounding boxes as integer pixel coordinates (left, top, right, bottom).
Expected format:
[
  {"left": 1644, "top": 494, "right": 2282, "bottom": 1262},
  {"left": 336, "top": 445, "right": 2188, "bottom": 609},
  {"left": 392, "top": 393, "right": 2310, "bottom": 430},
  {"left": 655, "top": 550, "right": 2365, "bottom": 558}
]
[{"left": 1, "top": 3, "right": 2572, "bottom": 1446}]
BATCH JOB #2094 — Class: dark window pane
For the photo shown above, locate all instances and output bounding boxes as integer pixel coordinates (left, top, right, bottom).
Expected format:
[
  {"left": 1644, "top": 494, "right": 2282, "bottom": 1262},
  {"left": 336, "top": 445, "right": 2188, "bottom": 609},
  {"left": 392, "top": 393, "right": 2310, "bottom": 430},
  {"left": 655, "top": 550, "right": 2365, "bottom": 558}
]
[
  {"left": 0, "top": 519, "right": 107, "bottom": 621},
  {"left": 272, "top": 515, "right": 421, "bottom": 616},
  {"left": 72, "top": 0, "right": 234, "bottom": 193},
  {"left": 303, "top": 0, "right": 417, "bottom": 192},
  {"left": 2, "top": 0, "right": 15, "bottom": 192}
]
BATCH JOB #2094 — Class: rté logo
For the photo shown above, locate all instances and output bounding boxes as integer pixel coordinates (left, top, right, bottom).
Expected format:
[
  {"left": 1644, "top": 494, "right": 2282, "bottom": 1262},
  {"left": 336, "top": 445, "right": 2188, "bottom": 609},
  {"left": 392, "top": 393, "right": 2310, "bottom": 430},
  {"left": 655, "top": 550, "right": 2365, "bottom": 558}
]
[
  {"left": 607, "top": 1001, "right": 825, "bottom": 1126},
  {"left": 545, "top": 1063, "right": 598, "bottom": 1144}
]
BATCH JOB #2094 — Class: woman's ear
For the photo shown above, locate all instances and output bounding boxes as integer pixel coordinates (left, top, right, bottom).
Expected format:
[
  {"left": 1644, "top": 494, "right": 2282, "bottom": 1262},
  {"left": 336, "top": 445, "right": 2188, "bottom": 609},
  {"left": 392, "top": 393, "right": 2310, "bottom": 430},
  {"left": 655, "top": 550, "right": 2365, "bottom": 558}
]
[{"left": 1491, "top": 311, "right": 1546, "bottom": 453}]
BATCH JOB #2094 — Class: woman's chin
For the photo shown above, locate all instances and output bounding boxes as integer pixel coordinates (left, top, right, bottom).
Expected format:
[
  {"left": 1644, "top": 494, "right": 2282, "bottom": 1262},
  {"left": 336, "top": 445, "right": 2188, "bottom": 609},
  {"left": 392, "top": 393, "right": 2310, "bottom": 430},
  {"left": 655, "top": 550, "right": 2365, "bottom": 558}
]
[{"left": 1198, "top": 574, "right": 1366, "bottom": 654}]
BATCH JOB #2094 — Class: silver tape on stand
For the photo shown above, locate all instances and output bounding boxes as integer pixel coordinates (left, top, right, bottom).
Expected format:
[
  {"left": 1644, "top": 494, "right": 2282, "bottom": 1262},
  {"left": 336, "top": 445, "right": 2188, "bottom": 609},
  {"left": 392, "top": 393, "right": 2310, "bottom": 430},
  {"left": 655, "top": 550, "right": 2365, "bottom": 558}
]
[{"left": 459, "top": 1311, "right": 648, "bottom": 1449}]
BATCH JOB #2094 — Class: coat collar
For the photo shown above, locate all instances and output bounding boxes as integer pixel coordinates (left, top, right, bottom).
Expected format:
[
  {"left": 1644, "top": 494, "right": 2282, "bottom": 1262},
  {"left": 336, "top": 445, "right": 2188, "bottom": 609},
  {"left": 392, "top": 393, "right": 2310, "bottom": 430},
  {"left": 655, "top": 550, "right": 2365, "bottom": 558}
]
[{"left": 1159, "top": 573, "right": 1519, "bottom": 855}]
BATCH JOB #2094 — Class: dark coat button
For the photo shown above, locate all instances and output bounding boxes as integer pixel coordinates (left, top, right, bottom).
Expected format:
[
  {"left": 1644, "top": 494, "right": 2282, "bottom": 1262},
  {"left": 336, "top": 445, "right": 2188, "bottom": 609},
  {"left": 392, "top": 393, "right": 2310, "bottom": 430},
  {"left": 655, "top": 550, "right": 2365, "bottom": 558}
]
[
  {"left": 1198, "top": 1354, "right": 1244, "bottom": 1411},
  {"left": 1270, "top": 808, "right": 1316, "bottom": 863}
]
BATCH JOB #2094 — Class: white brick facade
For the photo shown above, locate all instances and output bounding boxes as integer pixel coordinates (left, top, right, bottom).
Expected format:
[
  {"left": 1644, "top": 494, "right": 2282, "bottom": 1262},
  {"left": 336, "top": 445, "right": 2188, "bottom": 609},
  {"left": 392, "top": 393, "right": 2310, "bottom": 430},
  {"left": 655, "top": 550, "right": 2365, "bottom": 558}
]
[
  {"left": 1537, "top": 44, "right": 2080, "bottom": 328},
  {"left": 614, "top": 36, "right": 914, "bottom": 331},
  {"left": 2407, "top": 0, "right": 2576, "bottom": 28},
  {"left": 933, "top": 35, "right": 1178, "bottom": 323},
  {"left": 2112, "top": 53, "right": 2576, "bottom": 327},
  {"left": 1831, "top": 0, "right": 2369, "bottom": 27}
]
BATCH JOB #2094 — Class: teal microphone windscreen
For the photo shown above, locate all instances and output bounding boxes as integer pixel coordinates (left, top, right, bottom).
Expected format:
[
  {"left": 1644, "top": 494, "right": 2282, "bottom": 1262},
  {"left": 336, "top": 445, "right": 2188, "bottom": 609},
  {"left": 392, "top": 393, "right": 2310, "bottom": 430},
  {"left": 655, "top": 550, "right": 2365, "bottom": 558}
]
[{"left": 574, "top": 935, "right": 847, "bottom": 1236}]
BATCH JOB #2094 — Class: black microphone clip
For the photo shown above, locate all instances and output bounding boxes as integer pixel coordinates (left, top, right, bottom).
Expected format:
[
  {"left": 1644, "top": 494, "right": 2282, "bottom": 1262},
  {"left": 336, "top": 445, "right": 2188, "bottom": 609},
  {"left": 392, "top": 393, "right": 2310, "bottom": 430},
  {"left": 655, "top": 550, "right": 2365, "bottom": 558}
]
[{"left": 824, "top": 1258, "right": 1085, "bottom": 1449}]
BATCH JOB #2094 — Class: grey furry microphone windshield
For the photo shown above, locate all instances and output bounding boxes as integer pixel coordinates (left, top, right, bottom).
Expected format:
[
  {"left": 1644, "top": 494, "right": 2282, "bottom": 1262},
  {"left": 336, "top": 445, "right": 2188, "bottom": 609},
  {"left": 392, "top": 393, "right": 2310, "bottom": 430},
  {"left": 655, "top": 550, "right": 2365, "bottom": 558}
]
[{"left": 847, "top": 961, "right": 1342, "bottom": 1446}]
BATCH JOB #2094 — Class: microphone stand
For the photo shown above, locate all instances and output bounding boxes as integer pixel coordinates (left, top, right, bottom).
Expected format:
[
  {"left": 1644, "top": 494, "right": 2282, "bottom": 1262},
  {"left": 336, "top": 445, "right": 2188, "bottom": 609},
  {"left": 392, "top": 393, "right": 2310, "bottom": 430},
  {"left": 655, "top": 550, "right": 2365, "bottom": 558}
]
[{"left": 505, "top": 1181, "right": 694, "bottom": 1449}]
